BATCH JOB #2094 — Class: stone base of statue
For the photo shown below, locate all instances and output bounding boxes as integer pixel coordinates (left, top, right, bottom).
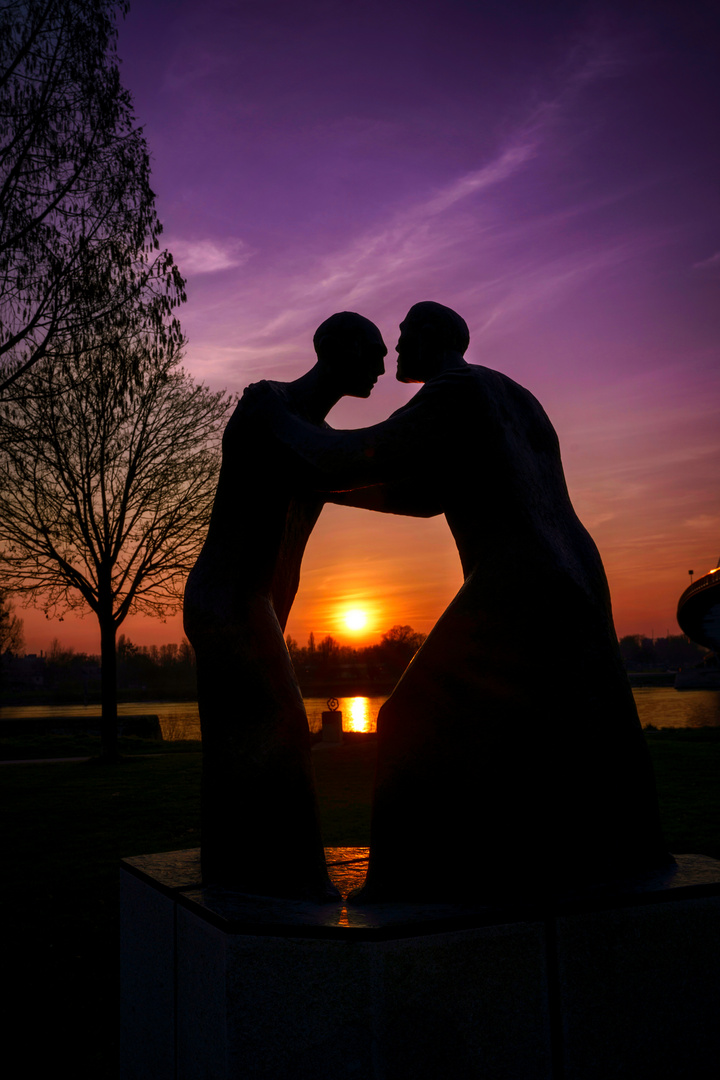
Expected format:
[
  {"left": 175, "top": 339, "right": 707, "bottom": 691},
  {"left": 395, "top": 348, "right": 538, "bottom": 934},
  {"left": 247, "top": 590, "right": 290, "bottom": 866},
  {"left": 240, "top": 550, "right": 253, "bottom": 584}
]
[{"left": 120, "top": 849, "right": 720, "bottom": 1079}]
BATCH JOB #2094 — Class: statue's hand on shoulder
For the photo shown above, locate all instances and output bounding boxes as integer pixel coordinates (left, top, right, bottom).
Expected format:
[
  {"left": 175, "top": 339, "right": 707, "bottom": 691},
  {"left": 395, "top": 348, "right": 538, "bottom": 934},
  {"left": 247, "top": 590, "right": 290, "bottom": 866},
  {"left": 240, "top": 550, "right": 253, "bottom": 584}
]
[
  {"left": 244, "top": 380, "right": 303, "bottom": 442},
  {"left": 240, "top": 379, "right": 274, "bottom": 415}
]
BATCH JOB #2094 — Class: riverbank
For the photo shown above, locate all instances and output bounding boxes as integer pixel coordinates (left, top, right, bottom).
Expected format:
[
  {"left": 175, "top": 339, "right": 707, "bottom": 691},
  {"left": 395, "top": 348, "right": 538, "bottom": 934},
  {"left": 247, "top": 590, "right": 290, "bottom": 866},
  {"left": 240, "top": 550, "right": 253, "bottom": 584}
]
[
  {"left": 0, "top": 670, "right": 681, "bottom": 707},
  {"left": 2, "top": 686, "right": 719, "bottom": 756}
]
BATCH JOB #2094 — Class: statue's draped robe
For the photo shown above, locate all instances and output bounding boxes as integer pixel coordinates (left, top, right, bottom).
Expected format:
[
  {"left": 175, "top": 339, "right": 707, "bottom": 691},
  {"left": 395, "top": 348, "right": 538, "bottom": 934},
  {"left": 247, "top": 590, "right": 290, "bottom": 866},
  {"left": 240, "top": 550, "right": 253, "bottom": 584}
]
[
  {"left": 281, "top": 364, "right": 670, "bottom": 900},
  {"left": 183, "top": 385, "right": 334, "bottom": 898}
]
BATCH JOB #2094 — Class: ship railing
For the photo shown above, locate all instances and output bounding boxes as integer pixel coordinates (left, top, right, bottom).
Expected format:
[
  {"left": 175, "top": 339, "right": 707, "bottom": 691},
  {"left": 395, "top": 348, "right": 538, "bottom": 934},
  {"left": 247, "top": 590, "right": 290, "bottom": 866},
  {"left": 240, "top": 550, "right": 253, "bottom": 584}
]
[{"left": 677, "top": 568, "right": 720, "bottom": 612}]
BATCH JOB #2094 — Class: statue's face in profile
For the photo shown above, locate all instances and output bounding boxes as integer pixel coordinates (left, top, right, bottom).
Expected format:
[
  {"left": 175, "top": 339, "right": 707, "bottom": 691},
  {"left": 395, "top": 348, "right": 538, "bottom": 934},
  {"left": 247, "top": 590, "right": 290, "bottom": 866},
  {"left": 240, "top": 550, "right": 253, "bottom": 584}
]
[
  {"left": 342, "top": 330, "right": 387, "bottom": 398},
  {"left": 395, "top": 319, "right": 425, "bottom": 384}
]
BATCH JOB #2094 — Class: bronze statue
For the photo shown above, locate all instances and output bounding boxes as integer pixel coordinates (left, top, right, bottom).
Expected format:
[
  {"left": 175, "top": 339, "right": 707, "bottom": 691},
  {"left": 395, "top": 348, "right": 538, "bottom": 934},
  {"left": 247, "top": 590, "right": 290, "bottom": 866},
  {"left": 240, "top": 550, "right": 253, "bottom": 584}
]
[
  {"left": 260, "top": 301, "right": 671, "bottom": 902},
  {"left": 183, "top": 312, "right": 386, "bottom": 898}
]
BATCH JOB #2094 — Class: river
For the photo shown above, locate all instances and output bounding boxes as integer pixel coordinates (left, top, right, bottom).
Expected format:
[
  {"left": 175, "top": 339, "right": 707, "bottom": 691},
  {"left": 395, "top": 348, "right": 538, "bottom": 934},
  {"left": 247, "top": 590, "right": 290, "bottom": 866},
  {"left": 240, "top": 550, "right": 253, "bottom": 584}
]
[{"left": 1, "top": 687, "right": 719, "bottom": 739}]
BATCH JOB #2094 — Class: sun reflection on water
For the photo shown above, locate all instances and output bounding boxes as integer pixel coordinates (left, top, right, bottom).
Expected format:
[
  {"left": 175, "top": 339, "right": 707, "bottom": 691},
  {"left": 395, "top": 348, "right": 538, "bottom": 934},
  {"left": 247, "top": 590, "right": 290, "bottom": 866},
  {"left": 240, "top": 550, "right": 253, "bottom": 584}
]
[{"left": 346, "top": 696, "right": 371, "bottom": 733}]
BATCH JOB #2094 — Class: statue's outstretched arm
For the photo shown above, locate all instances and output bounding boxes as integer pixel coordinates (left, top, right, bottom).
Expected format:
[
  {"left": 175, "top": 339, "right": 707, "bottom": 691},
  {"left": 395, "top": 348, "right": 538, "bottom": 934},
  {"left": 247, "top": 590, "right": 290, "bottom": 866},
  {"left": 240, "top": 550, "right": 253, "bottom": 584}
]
[
  {"left": 326, "top": 483, "right": 442, "bottom": 518},
  {"left": 248, "top": 381, "right": 440, "bottom": 491}
]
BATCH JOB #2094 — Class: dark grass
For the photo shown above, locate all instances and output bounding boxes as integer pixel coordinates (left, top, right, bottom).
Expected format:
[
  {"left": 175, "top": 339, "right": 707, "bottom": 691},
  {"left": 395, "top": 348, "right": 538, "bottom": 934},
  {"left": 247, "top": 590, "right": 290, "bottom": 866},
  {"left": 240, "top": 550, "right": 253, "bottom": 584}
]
[
  {"left": 1, "top": 753, "right": 204, "bottom": 1077},
  {"left": 645, "top": 728, "right": 720, "bottom": 859},
  {"left": 0, "top": 732, "right": 202, "bottom": 759},
  {"left": 1, "top": 729, "right": 719, "bottom": 1077},
  {"left": 312, "top": 734, "right": 376, "bottom": 844}
]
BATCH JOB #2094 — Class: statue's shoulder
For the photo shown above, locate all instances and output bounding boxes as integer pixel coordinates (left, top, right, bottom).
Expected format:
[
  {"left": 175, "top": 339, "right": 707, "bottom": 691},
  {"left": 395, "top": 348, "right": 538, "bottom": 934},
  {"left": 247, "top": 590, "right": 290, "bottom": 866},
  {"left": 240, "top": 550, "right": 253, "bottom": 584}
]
[
  {"left": 236, "top": 379, "right": 290, "bottom": 413},
  {"left": 223, "top": 381, "right": 287, "bottom": 447},
  {"left": 241, "top": 378, "right": 285, "bottom": 400},
  {"left": 425, "top": 365, "right": 539, "bottom": 426},
  {"left": 422, "top": 364, "right": 496, "bottom": 403},
  {"left": 463, "top": 363, "right": 502, "bottom": 384},
  {"left": 462, "top": 364, "right": 534, "bottom": 401},
  {"left": 426, "top": 363, "right": 495, "bottom": 385},
  {"left": 462, "top": 364, "right": 556, "bottom": 433}
]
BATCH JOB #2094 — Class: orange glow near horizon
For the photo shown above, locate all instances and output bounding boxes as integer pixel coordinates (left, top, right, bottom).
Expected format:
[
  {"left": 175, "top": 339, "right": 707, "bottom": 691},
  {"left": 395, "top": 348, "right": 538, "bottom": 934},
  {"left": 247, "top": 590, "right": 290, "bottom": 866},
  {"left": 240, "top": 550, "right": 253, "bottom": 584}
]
[
  {"left": 12, "top": 503, "right": 719, "bottom": 657},
  {"left": 282, "top": 506, "right": 463, "bottom": 649}
]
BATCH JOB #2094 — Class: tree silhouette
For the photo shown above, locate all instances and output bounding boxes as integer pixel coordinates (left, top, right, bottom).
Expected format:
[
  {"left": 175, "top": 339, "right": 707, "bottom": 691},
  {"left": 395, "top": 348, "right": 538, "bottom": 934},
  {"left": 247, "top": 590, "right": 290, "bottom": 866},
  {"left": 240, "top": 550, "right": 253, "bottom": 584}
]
[
  {"left": 0, "top": 589, "right": 24, "bottom": 654},
  {"left": 0, "top": 342, "right": 232, "bottom": 757},
  {"left": 0, "top": 0, "right": 185, "bottom": 395},
  {"left": 374, "top": 624, "right": 426, "bottom": 676}
]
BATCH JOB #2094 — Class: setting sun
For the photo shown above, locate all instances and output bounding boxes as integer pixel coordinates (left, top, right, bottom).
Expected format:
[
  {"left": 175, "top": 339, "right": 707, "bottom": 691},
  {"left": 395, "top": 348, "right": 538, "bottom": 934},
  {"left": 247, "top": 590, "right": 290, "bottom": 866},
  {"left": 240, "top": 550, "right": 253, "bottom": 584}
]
[{"left": 344, "top": 609, "right": 368, "bottom": 632}]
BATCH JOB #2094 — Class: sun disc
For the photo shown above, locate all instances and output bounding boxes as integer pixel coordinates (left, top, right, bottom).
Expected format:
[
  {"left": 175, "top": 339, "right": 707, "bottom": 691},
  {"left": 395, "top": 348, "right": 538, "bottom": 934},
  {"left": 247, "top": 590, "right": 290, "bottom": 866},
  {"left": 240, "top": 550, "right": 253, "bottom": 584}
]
[{"left": 344, "top": 609, "right": 368, "bottom": 631}]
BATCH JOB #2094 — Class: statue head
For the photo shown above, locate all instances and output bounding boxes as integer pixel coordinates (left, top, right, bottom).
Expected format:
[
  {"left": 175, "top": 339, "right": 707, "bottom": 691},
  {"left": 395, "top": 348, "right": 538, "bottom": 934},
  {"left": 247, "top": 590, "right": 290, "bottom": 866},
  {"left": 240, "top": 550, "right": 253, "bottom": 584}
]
[
  {"left": 313, "top": 312, "right": 387, "bottom": 398},
  {"left": 396, "top": 301, "right": 469, "bottom": 384}
]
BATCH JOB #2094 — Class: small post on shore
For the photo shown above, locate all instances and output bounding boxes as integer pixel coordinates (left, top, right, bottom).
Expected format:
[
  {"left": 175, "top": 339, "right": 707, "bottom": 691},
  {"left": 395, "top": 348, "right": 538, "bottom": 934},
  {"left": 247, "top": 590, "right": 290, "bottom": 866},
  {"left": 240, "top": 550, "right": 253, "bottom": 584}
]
[{"left": 321, "top": 697, "right": 343, "bottom": 744}]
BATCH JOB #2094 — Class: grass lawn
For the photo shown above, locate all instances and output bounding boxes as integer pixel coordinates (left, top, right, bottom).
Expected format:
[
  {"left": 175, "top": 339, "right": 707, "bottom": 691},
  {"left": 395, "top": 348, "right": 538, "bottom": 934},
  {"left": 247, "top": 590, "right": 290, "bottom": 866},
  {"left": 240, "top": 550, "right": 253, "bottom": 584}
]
[
  {"left": 1, "top": 728, "right": 718, "bottom": 1077},
  {"left": 645, "top": 728, "right": 720, "bottom": 858}
]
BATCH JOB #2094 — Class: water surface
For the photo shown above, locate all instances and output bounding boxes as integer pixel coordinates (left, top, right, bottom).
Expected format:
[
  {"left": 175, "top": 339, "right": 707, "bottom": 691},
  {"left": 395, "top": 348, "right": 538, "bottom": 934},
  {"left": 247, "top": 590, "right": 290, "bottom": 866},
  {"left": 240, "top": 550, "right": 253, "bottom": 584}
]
[{"left": 2, "top": 688, "right": 718, "bottom": 739}]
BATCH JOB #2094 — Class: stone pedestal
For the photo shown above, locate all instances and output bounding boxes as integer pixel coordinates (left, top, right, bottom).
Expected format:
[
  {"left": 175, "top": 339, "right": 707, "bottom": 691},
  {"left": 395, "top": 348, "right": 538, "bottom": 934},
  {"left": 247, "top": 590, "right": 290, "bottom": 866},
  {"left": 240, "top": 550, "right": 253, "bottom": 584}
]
[
  {"left": 120, "top": 850, "right": 720, "bottom": 1079},
  {"left": 320, "top": 709, "right": 343, "bottom": 743}
]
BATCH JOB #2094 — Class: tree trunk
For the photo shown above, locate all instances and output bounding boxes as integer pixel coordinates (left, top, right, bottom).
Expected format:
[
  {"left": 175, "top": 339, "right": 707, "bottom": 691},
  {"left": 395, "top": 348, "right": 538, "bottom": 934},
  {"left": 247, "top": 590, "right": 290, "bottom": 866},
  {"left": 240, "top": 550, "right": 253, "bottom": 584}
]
[{"left": 99, "top": 615, "right": 119, "bottom": 761}]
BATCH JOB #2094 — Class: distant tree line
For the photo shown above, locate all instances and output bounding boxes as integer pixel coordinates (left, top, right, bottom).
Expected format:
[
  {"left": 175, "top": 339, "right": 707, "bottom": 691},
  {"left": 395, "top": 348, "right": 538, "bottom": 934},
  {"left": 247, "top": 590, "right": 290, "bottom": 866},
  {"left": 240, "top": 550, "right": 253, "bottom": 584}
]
[
  {"left": 2, "top": 626, "right": 709, "bottom": 706},
  {"left": 3, "top": 625, "right": 428, "bottom": 703},
  {"left": 618, "top": 634, "right": 707, "bottom": 671},
  {"left": 2, "top": 633, "right": 197, "bottom": 704},
  {"left": 116, "top": 635, "right": 197, "bottom": 698},
  {"left": 286, "top": 625, "right": 427, "bottom": 692}
]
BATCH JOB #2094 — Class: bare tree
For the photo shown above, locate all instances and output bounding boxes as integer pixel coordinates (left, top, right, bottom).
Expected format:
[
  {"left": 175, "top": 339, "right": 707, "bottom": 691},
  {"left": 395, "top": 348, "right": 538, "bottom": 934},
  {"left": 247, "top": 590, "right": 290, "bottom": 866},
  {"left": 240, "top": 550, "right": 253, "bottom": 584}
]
[
  {"left": 0, "top": 343, "right": 232, "bottom": 757},
  {"left": 371, "top": 624, "right": 426, "bottom": 678},
  {"left": 0, "top": 0, "right": 185, "bottom": 395},
  {"left": 0, "top": 589, "right": 24, "bottom": 654}
]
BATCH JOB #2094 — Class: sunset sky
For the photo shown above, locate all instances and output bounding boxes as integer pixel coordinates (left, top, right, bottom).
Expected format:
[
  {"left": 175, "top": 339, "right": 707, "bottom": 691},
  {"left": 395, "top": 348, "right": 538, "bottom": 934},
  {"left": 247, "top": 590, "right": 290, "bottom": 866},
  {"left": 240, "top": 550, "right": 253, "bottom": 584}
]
[{"left": 20, "top": 0, "right": 720, "bottom": 655}]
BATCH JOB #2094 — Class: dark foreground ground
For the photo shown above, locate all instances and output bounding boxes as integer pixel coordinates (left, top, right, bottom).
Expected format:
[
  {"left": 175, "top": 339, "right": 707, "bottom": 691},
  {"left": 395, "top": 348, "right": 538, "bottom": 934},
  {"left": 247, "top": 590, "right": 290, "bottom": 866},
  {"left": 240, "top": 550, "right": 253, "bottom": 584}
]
[{"left": 1, "top": 729, "right": 718, "bottom": 1078}]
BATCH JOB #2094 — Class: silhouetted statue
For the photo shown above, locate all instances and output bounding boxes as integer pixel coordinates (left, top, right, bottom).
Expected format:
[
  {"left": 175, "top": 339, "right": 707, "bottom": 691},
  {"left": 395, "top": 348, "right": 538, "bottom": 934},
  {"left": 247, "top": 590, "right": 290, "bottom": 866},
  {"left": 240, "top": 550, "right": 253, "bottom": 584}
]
[
  {"left": 263, "top": 301, "right": 671, "bottom": 902},
  {"left": 184, "top": 312, "right": 386, "bottom": 897}
]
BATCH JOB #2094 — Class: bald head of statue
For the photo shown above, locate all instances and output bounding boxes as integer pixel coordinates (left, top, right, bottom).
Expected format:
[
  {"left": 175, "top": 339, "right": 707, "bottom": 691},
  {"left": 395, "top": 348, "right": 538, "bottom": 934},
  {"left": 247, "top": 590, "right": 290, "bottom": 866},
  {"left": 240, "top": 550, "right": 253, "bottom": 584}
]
[
  {"left": 313, "top": 311, "right": 387, "bottom": 398},
  {"left": 395, "top": 301, "right": 470, "bottom": 384}
]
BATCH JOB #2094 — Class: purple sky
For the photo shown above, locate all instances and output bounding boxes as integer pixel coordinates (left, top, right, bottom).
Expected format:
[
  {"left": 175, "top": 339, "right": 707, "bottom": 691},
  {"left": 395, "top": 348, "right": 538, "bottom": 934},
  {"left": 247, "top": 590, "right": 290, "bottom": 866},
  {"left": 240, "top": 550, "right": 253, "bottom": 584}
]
[{"left": 22, "top": 0, "right": 720, "bottom": 653}]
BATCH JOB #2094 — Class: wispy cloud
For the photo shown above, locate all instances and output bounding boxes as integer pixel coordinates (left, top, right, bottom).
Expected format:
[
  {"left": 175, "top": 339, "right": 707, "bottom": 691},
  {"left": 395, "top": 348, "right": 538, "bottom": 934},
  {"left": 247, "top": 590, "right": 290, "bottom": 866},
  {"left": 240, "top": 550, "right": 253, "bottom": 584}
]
[
  {"left": 169, "top": 238, "right": 251, "bottom": 275},
  {"left": 684, "top": 514, "right": 720, "bottom": 531},
  {"left": 693, "top": 251, "right": 720, "bottom": 271},
  {"left": 179, "top": 34, "right": 677, "bottom": 388},
  {"left": 418, "top": 144, "right": 539, "bottom": 216},
  {"left": 220, "top": 133, "right": 540, "bottom": 349},
  {"left": 209, "top": 163, "right": 654, "bottom": 368}
]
